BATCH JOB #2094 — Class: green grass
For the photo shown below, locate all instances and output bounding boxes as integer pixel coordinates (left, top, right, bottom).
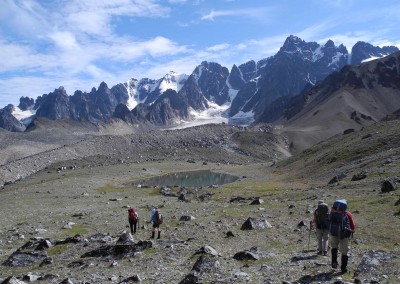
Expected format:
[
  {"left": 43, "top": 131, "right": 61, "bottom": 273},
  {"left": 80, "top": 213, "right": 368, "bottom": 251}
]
[{"left": 47, "top": 243, "right": 70, "bottom": 256}]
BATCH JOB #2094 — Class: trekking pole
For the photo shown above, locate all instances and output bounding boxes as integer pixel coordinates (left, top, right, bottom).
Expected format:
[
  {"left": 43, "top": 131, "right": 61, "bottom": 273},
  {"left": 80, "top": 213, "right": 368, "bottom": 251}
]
[{"left": 308, "top": 221, "right": 312, "bottom": 251}]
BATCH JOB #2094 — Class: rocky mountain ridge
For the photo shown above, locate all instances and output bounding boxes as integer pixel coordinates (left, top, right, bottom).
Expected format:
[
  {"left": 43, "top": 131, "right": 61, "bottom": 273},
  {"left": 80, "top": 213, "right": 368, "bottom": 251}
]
[{"left": 1, "top": 35, "right": 398, "bottom": 132}]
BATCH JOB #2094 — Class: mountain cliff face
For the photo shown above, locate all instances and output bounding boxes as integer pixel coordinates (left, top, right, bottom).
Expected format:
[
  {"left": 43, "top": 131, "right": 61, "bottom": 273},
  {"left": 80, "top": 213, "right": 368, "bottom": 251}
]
[
  {"left": 231, "top": 35, "right": 349, "bottom": 123},
  {"left": 1, "top": 35, "right": 399, "bottom": 132}
]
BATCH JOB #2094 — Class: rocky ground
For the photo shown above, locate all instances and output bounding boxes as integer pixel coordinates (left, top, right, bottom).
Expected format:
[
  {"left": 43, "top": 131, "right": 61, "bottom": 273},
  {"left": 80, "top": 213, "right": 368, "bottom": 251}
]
[{"left": 0, "top": 120, "right": 399, "bottom": 283}]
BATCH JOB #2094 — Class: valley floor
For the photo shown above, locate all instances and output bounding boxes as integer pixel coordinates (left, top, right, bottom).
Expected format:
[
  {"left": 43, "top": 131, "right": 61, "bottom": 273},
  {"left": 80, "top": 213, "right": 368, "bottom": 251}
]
[{"left": 0, "top": 157, "right": 399, "bottom": 284}]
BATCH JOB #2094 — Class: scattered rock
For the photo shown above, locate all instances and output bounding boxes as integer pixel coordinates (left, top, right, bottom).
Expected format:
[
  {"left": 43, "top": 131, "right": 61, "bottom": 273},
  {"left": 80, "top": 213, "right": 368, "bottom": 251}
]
[
  {"left": 116, "top": 232, "right": 134, "bottom": 245},
  {"left": 328, "top": 173, "right": 347, "bottom": 184},
  {"left": 194, "top": 245, "right": 219, "bottom": 257},
  {"left": 192, "top": 255, "right": 220, "bottom": 273},
  {"left": 351, "top": 172, "right": 367, "bottom": 181},
  {"left": 179, "top": 273, "right": 200, "bottom": 284},
  {"left": 1, "top": 277, "right": 27, "bottom": 284},
  {"left": 230, "top": 196, "right": 248, "bottom": 203},
  {"left": 241, "top": 217, "right": 271, "bottom": 230},
  {"left": 354, "top": 250, "right": 397, "bottom": 277},
  {"left": 2, "top": 251, "right": 48, "bottom": 267},
  {"left": 250, "top": 197, "right": 264, "bottom": 205},
  {"left": 118, "top": 275, "right": 142, "bottom": 283},
  {"left": 59, "top": 278, "right": 74, "bottom": 284},
  {"left": 180, "top": 215, "right": 196, "bottom": 221},
  {"left": 226, "top": 231, "right": 235, "bottom": 238},
  {"left": 233, "top": 250, "right": 259, "bottom": 261}
]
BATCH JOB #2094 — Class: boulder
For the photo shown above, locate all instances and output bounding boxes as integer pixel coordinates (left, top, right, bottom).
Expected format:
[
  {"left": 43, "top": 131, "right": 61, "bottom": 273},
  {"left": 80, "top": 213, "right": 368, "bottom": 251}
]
[
  {"left": 179, "top": 273, "right": 200, "bottom": 284},
  {"left": 180, "top": 215, "right": 196, "bottom": 221},
  {"left": 250, "top": 197, "right": 264, "bottom": 205},
  {"left": 118, "top": 275, "right": 142, "bottom": 283},
  {"left": 351, "top": 172, "right": 367, "bottom": 181},
  {"left": 2, "top": 251, "right": 47, "bottom": 267},
  {"left": 241, "top": 217, "right": 271, "bottom": 230},
  {"left": 192, "top": 255, "right": 220, "bottom": 273},
  {"left": 116, "top": 232, "right": 134, "bottom": 245},
  {"left": 381, "top": 179, "right": 397, "bottom": 193},
  {"left": 194, "top": 245, "right": 219, "bottom": 257},
  {"left": 233, "top": 250, "right": 260, "bottom": 261},
  {"left": 1, "top": 277, "right": 27, "bottom": 284},
  {"left": 328, "top": 172, "right": 347, "bottom": 184}
]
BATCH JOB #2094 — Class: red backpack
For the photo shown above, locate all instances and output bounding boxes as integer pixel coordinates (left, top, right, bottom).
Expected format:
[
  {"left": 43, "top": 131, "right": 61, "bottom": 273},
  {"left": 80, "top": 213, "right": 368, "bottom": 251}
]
[
  {"left": 128, "top": 208, "right": 138, "bottom": 222},
  {"left": 155, "top": 210, "right": 163, "bottom": 224}
]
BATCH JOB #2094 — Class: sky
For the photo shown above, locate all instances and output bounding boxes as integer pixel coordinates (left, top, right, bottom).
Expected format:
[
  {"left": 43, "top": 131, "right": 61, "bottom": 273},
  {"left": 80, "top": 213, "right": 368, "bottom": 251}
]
[{"left": 0, "top": 0, "right": 399, "bottom": 108}]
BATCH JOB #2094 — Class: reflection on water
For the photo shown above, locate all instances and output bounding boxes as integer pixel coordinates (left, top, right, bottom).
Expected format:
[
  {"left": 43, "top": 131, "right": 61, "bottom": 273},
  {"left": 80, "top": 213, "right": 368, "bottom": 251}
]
[{"left": 131, "top": 170, "right": 238, "bottom": 188}]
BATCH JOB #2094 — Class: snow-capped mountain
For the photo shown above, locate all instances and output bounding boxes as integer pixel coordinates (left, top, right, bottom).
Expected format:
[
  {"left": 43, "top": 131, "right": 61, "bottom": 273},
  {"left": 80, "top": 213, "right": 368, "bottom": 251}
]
[
  {"left": 230, "top": 35, "right": 350, "bottom": 124},
  {"left": 0, "top": 35, "right": 399, "bottom": 132}
]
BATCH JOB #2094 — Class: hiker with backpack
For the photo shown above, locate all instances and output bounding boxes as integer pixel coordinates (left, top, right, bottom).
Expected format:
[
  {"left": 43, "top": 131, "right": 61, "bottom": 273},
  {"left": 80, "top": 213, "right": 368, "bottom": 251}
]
[
  {"left": 311, "top": 200, "right": 330, "bottom": 256},
  {"left": 148, "top": 207, "right": 163, "bottom": 239},
  {"left": 329, "top": 199, "right": 356, "bottom": 274},
  {"left": 128, "top": 207, "right": 139, "bottom": 235}
]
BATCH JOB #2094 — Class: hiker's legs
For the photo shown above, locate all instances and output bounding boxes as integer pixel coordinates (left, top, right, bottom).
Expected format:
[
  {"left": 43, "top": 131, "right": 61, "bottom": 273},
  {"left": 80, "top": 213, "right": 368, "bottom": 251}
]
[
  {"left": 330, "top": 235, "right": 339, "bottom": 268},
  {"left": 316, "top": 229, "right": 323, "bottom": 253},
  {"left": 129, "top": 221, "right": 134, "bottom": 235},
  {"left": 157, "top": 229, "right": 161, "bottom": 239},
  {"left": 133, "top": 220, "right": 137, "bottom": 234},
  {"left": 322, "top": 229, "right": 329, "bottom": 254},
  {"left": 339, "top": 238, "right": 350, "bottom": 273}
]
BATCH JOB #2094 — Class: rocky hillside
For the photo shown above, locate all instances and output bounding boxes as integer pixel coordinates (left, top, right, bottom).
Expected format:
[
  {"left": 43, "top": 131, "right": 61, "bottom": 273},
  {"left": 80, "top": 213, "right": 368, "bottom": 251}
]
[{"left": 276, "top": 51, "right": 400, "bottom": 153}]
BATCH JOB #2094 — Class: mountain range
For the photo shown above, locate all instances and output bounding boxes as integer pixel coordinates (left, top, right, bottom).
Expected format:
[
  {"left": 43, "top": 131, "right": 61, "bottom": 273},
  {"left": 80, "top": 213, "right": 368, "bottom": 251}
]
[{"left": 1, "top": 35, "right": 399, "bottom": 144}]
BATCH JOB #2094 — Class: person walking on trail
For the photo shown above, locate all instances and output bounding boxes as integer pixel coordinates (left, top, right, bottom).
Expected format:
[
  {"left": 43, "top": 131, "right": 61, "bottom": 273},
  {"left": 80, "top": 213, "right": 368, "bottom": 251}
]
[
  {"left": 311, "top": 200, "right": 330, "bottom": 256},
  {"left": 148, "top": 208, "right": 163, "bottom": 239},
  {"left": 329, "top": 199, "right": 356, "bottom": 274},
  {"left": 128, "top": 207, "right": 139, "bottom": 235}
]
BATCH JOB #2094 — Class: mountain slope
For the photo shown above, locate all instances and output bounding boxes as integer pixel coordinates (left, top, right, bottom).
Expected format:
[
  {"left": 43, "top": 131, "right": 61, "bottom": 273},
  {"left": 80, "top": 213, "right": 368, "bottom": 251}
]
[{"left": 280, "top": 51, "right": 400, "bottom": 153}]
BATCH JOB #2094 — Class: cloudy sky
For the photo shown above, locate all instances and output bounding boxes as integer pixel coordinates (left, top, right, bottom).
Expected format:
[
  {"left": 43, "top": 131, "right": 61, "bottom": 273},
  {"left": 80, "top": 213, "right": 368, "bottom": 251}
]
[{"left": 1, "top": 0, "right": 399, "bottom": 107}]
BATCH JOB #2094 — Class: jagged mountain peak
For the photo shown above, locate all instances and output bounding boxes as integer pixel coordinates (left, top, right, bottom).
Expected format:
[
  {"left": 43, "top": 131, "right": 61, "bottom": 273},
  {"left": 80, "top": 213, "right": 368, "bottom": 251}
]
[{"left": 281, "top": 35, "right": 307, "bottom": 52}]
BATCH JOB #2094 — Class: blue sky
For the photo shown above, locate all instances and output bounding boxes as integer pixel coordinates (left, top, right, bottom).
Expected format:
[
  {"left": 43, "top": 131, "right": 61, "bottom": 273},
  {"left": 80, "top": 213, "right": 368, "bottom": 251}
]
[{"left": 1, "top": 0, "right": 399, "bottom": 108}]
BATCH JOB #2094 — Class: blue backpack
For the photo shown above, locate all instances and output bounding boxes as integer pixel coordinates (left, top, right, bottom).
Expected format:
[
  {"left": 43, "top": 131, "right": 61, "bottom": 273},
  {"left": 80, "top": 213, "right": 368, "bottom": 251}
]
[{"left": 329, "top": 200, "right": 352, "bottom": 239}]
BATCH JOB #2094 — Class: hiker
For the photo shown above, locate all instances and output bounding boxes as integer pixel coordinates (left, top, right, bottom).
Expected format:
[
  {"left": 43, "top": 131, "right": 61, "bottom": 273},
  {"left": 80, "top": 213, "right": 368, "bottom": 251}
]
[
  {"left": 311, "top": 200, "right": 330, "bottom": 256},
  {"left": 128, "top": 207, "right": 139, "bottom": 235},
  {"left": 329, "top": 199, "right": 356, "bottom": 274},
  {"left": 148, "top": 207, "right": 163, "bottom": 239}
]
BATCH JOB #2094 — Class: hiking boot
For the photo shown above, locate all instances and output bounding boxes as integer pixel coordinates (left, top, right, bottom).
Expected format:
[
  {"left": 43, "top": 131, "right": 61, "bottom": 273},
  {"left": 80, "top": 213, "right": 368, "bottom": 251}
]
[
  {"left": 323, "top": 251, "right": 327, "bottom": 256},
  {"left": 331, "top": 248, "right": 338, "bottom": 269},
  {"left": 317, "top": 251, "right": 323, "bottom": 255},
  {"left": 151, "top": 231, "right": 155, "bottom": 239},
  {"left": 157, "top": 231, "right": 161, "bottom": 239}
]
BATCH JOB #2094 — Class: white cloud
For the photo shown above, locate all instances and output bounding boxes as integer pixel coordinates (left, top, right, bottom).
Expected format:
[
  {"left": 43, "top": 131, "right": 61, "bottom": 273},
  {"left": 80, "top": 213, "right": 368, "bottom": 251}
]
[
  {"left": 206, "top": 43, "right": 230, "bottom": 52},
  {"left": 201, "top": 7, "right": 272, "bottom": 21}
]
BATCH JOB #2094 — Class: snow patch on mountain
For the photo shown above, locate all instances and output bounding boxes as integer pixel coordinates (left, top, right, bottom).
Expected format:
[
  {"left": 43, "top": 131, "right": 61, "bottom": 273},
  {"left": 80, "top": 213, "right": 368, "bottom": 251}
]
[
  {"left": 12, "top": 106, "right": 36, "bottom": 126},
  {"left": 312, "top": 46, "right": 324, "bottom": 62},
  {"left": 328, "top": 52, "right": 345, "bottom": 68},
  {"left": 159, "top": 71, "right": 188, "bottom": 93},
  {"left": 167, "top": 101, "right": 229, "bottom": 130},
  {"left": 229, "top": 110, "right": 255, "bottom": 125},
  {"left": 361, "top": 55, "right": 384, "bottom": 63}
]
